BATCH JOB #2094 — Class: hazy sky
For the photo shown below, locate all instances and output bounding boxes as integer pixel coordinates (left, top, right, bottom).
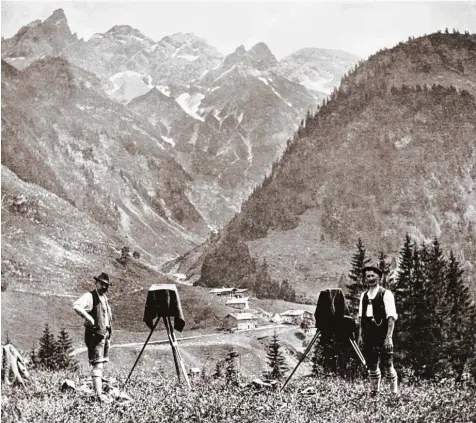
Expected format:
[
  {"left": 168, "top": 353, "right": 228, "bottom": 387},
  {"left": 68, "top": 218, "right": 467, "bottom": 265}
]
[{"left": 2, "top": 1, "right": 476, "bottom": 59}]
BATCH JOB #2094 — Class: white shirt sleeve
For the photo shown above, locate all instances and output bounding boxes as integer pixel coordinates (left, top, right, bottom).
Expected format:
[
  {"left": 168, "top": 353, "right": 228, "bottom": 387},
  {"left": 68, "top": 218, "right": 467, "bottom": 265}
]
[
  {"left": 358, "top": 292, "right": 365, "bottom": 317},
  {"left": 383, "top": 290, "right": 398, "bottom": 320},
  {"left": 73, "top": 292, "right": 93, "bottom": 313}
]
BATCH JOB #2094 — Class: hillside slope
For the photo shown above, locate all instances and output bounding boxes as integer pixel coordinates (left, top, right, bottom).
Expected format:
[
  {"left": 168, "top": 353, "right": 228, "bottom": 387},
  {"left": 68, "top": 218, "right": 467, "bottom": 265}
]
[{"left": 168, "top": 32, "right": 476, "bottom": 299}]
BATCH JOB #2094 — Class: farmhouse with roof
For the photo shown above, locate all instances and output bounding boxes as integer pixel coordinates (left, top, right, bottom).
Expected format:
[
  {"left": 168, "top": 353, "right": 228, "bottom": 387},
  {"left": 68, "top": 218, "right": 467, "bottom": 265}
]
[
  {"left": 280, "top": 310, "right": 315, "bottom": 326},
  {"left": 226, "top": 296, "right": 250, "bottom": 310},
  {"left": 223, "top": 313, "right": 258, "bottom": 331},
  {"left": 209, "top": 287, "right": 249, "bottom": 298}
]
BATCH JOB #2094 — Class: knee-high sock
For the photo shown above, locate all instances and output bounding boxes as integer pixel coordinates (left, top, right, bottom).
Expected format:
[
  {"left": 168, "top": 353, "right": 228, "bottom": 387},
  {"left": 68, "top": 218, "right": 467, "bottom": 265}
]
[
  {"left": 91, "top": 363, "right": 103, "bottom": 396},
  {"left": 385, "top": 366, "right": 398, "bottom": 393},
  {"left": 369, "top": 367, "right": 381, "bottom": 392}
]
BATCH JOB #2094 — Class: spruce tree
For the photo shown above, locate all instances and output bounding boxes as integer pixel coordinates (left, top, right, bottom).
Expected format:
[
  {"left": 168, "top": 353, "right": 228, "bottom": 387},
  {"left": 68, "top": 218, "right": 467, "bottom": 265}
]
[
  {"left": 444, "top": 253, "right": 475, "bottom": 378},
  {"left": 409, "top": 243, "right": 432, "bottom": 376},
  {"left": 264, "top": 331, "right": 288, "bottom": 380},
  {"left": 37, "top": 323, "right": 59, "bottom": 370},
  {"left": 56, "top": 327, "right": 77, "bottom": 370},
  {"left": 421, "top": 239, "right": 447, "bottom": 378},
  {"left": 280, "top": 280, "right": 296, "bottom": 302},
  {"left": 346, "top": 238, "right": 371, "bottom": 316},
  {"left": 224, "top": 349, "right": 240, "bottom": 385},
  {"left": 377, "top": 251, "right": 390, "bottom": 287}
]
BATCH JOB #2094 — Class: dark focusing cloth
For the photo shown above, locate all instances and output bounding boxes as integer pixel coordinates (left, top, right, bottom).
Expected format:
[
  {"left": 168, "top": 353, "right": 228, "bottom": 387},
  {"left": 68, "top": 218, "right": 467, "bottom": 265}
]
[
  {"left": 314, "top": 288, "right": 357, "bottom": 342},
  {"left": 143, "top": 284, "right": 185, "bottom": 332}
]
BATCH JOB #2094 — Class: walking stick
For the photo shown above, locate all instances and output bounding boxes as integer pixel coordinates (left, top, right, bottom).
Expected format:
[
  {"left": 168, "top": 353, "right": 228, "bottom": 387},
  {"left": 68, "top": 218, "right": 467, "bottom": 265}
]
[
  {"left": 281, "top": 330, "right": 321, "bottom": 391},
  {"left": 123, "top": 316, "right": 161, "bottom": 389}
]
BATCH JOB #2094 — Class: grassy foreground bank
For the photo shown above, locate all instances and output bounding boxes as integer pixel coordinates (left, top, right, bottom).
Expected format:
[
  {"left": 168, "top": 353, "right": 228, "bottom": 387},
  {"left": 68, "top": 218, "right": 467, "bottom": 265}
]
[{"left": 2, "top": 369, "right": 475, "bottom": 423}]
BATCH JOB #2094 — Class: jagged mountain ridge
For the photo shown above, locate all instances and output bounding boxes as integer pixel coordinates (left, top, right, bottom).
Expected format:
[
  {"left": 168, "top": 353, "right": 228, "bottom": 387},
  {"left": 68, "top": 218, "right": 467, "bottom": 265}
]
[
  {"left": 2, "top": 8, "right": 358, "bottom": 226},
  {"left": 168, "top": 32, "right": 476, "bottom": 299},
  {"left": 1, "top": 56, "right": 210, "bottom": 295}
]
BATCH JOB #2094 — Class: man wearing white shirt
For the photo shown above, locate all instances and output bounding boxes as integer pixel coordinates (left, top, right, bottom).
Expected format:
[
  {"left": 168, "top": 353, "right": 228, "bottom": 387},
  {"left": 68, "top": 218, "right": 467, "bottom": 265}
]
[
  {"left": 358, "top": 265, "right": 398, "bottom": 395},
  {"left": 73, "top": 272, "right": 113, "bottom": 402}
]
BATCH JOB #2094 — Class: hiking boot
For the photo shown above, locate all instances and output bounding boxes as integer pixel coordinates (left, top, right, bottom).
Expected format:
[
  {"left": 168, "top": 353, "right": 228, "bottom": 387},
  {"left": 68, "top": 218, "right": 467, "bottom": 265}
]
[{"left": 369, "top": 390, "right": 379, "bottom": 398}]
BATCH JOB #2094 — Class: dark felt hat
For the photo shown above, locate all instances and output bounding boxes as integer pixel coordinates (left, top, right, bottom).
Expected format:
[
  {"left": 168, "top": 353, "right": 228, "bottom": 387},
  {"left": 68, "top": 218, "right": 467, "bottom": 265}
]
[
  {"left": 362, "top": 266, "right": 383, "bottom": 278},
  {"left": 94, "top": 272, "right": 111, "bottom": 285}
]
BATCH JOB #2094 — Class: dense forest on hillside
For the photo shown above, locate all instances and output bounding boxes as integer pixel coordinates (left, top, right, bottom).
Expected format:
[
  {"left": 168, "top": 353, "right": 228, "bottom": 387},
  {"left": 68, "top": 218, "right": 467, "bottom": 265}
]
[{"left": 194, "top": 32, "right": 476, "bottom": 296}]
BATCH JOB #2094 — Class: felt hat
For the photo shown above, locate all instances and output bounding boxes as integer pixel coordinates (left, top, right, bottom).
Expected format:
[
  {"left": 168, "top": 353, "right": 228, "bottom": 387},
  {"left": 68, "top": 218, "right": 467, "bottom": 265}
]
[
  {"left": 94, "top": 272, "right": 111, "bottom": 285},
  {"left": 362, "top": 266, "right": 383, "bottom": 278}
]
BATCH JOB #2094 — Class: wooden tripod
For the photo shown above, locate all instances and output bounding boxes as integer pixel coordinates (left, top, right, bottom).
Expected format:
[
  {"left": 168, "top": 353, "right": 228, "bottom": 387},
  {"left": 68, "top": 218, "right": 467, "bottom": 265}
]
[
  {"left": 123, "top": 316, "right": 191, "bottom": 390},
  {"left": 281, "top": 329, "right": 367, "bottom": 391}
]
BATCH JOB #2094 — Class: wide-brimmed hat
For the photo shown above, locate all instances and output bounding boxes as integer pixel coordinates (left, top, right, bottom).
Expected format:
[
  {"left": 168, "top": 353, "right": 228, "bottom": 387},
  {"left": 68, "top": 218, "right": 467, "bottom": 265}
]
[
  {"left": 362, "top": 266, "right": 383, "bottom": 278},
  {"left": 94, "top": 272, "right": 111, "bottom": 285}
]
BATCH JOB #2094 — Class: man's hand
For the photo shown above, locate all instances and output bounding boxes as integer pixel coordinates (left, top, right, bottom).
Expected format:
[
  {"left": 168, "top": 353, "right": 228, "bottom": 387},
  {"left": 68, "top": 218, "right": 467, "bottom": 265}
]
[
  {"left": 85, "top": 316, "right": 95, "bottom": 326},
  {"left": 384, "top": 336, "right": 393, "bottom": 352}
]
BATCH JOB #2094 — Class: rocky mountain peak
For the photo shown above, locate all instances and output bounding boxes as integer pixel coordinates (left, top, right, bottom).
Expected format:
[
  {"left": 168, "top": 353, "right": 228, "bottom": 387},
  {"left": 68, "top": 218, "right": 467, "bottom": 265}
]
[
  {"left": 247, "top": 42, "right": 278, "bottom": 69},
  {"left": 106, "top": 24, "right": 148, "bottom": 39},
  {"left": 43, "top": 8, "right": 67, "bottom": 25}
]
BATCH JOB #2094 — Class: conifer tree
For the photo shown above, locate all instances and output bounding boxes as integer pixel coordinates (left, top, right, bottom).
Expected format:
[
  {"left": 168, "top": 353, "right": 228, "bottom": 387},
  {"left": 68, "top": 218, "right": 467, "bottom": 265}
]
[
  {"left": 264, "top": 331, "right": 288, "bottom": 380},
  {"left": 444, "top": 252, "right": 475, "bottom": 378},
  {"left": 408, "top": 243, "right": 432, "bottom": 376},
  {"left": 377, "top": 251, "right": 390, "bottom": 287},
  {"left": 37, "top": 323, "right": 58, "bottom": 370},
  {"left": 56, "top": 327, "right": 77, "bottom": 370},
  {"left": 421, "top": 239, "right": 447, "bottom": 378},
  {"left": 224, "top": 349, "right": 240, "bottom": 385},
  {"left": 346, "top": 238, "right": 371, "bottom": 315},
  {"left": 279, "top": 280, "right": 296, "bottom": 302}
]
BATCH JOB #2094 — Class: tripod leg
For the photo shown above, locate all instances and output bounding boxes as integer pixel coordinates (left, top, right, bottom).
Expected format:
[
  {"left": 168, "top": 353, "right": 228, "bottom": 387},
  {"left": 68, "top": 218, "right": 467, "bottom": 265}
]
[
  {"left": 348, "top": 338, "right": 366, "bottom": 368},
  {"left": 281, "top": 330, "right": 320, "bottom": 392},
  {"left": 167, "top": 317, "right": 192, "bottom": 389},
  {"left": 123, "top": 316, "right": 161, "bottom": 389},
  {"left": 164, "top": 317, "right": 182, "bottom": 382}
]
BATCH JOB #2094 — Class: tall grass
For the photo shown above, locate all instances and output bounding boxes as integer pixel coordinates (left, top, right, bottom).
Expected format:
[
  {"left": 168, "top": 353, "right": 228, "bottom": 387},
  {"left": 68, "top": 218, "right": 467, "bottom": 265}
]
[{"left": 2, "top": 369, "right": 475, "bottom": 423}]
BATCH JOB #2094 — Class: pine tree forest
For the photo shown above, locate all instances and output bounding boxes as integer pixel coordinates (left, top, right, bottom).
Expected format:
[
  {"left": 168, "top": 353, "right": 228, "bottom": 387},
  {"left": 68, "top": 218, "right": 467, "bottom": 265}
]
[{"left": 341, "top": 235, "right": 476, "bottom": 381}]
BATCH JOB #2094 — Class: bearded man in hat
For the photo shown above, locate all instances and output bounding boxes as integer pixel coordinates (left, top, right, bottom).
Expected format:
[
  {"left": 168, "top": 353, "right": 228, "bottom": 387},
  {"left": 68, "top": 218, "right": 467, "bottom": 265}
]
[
  {"left": 73, "top": 272, "right": 113, "bottom": 402},
  {"left": 358, "top": 265, "right": 398, "bottom": 395}
]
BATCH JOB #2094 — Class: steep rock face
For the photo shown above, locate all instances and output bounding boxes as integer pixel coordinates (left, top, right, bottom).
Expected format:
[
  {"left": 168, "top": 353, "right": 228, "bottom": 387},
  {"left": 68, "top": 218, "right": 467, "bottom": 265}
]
[
  {"left": 2, "top": 10, "right": 358, "bottom": 228},
  {"left": 1, "top": 57, "right": 209, "bottom": 293},
  {"left": 2, "top": 8, "right": 359, "bottom": 236},
  {"left": 1, "top": 9, "right": 79, "bottom": 70},
  {"left": 169, "top": 33, "right": 476, "bottom": 298}
]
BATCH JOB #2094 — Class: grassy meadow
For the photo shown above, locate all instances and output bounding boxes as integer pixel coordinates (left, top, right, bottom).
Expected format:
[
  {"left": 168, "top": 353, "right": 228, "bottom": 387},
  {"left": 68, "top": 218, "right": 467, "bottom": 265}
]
[{"left": 2, "top": 369, "right": 475, "bottom": 423}]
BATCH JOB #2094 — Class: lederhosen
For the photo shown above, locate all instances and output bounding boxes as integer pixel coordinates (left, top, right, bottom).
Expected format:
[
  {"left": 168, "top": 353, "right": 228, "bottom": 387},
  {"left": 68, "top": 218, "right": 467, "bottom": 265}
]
[{"left": 84, "top": 290, "right": 112, "bottom": 364}]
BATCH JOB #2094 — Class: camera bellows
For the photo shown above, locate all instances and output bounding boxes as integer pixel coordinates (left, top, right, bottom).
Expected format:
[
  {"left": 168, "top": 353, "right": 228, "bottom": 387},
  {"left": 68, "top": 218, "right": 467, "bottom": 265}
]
[{"left": 143, "top": 284, "right": 185, "bottom": 332}]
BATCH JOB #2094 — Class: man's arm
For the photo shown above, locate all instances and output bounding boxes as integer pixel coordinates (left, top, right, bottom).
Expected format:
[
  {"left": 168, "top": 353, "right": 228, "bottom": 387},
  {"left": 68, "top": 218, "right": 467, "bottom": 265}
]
[
  {"left": 73, "top": 293, "right": 94, "bottom": 325},
  {"left": 386, "top": 316, "right": 395, "bottom": 338},
  {"left": 384, "top": 316, "right": 395, "bottom": 350}
]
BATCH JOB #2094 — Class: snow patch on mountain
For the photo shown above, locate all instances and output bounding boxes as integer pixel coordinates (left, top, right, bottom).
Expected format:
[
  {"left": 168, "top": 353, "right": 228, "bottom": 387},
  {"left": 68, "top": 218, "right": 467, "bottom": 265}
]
[
  {"left": 176, "top": 54, "right": 199, "bottom": 61},
  {"left": 161, "top": 136, "right": 175, "bottom": 147},
  {"left": 107, "top": 70, "right": 154, "bottom": 103},
  {"left": 270, "top": 86, "right": 292, "bottom": 107},
  {"left": 156, "top": 85, "right": 171, "bottom": 97},
  {"left": 176, "top": 93, "right": 205, "bottom": 121}
]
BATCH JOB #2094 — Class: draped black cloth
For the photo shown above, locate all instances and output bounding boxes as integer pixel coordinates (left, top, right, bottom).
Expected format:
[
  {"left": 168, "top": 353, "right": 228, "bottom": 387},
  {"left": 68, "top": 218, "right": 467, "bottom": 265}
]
[
  {"left": 314, "top": 288, "right": 357, "bottom": 342},
  {"left": 143, "top": 284, "right": 185, "bottom": 332}
]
